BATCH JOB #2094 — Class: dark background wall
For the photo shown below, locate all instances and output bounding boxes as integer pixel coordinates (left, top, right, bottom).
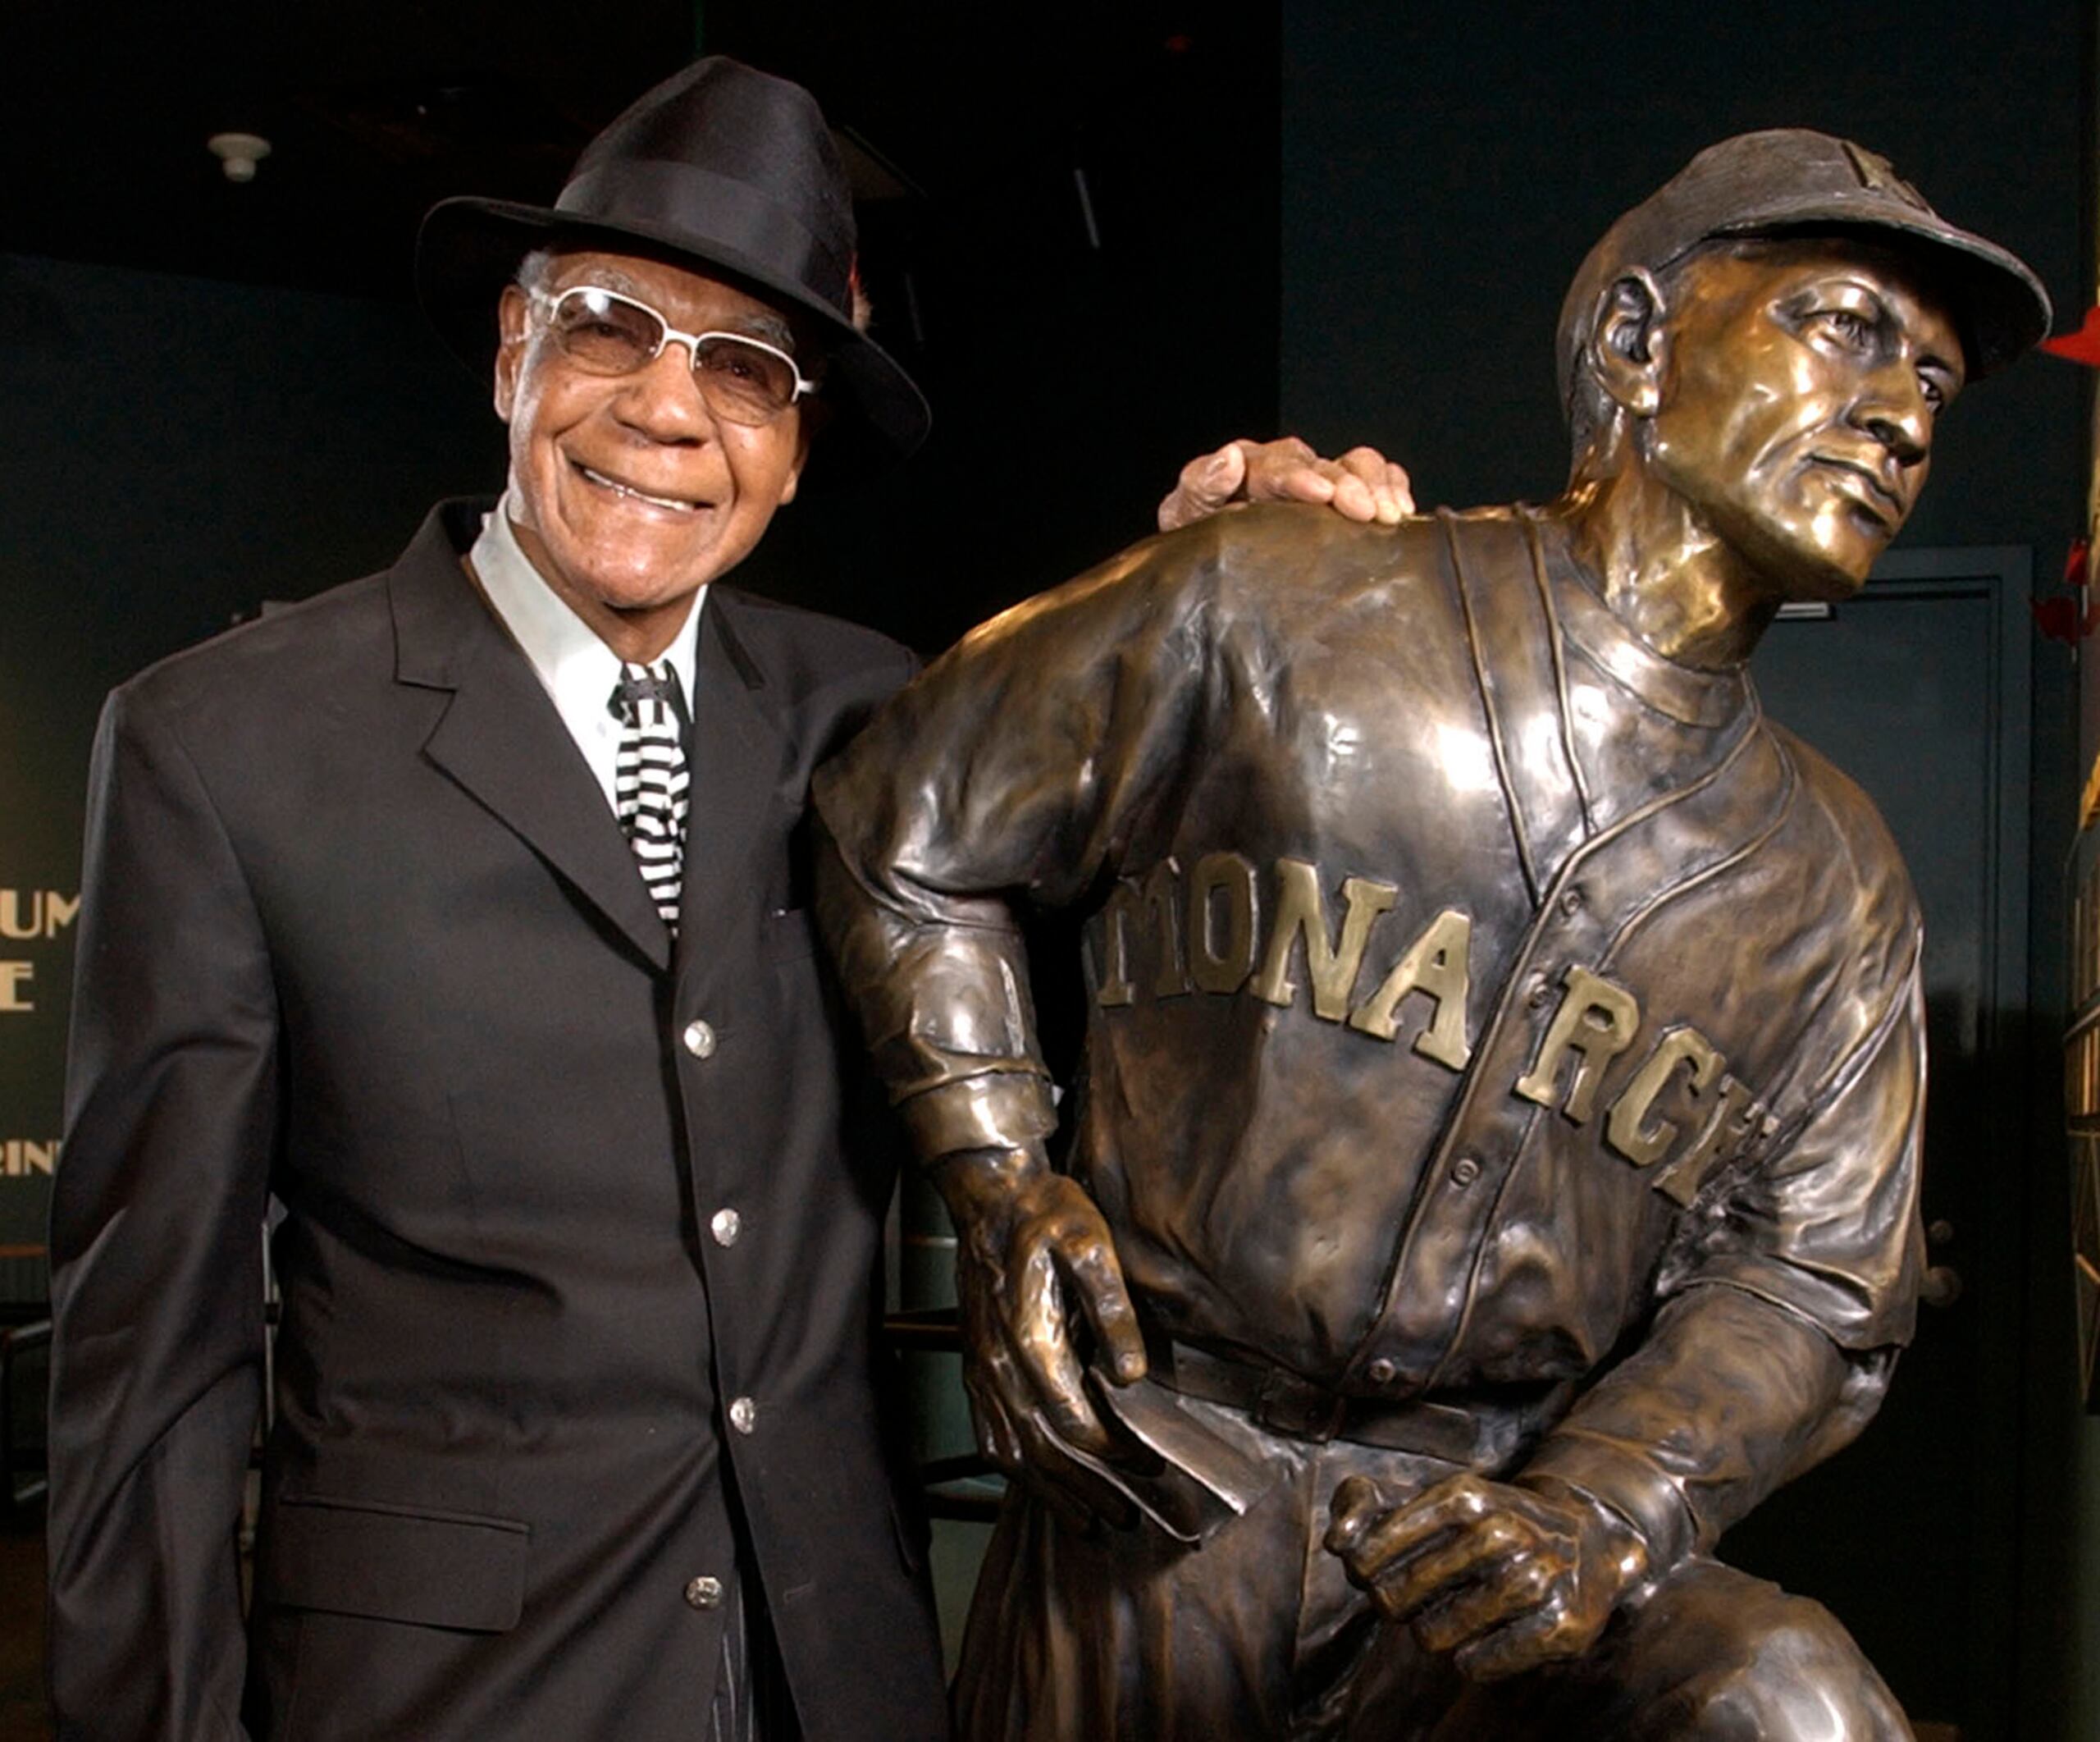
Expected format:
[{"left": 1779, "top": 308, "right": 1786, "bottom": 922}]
[{"left": 1, "top": 258, "right": 504, "bottom": 1301}]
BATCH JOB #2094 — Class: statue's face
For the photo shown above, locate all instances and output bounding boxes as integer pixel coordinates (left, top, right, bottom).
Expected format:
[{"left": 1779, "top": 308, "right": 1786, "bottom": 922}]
[{"left": 1646, "top": 240, "right": 1965, "bottom": 600}]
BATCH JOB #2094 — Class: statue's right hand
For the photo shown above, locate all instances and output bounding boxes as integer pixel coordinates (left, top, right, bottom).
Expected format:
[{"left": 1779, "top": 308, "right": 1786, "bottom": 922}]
[{"left": 935, "top": 1148, "right": 1150, "bottom": 1529}]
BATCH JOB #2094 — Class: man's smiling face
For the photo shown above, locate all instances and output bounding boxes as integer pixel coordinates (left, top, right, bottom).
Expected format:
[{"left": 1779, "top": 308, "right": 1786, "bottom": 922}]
[
  {"left": 1646, "top": 238, "right": 1965, "bottom": 601},
  {"left": 494, "top": 249, "right": 811, "bottom": 642}
]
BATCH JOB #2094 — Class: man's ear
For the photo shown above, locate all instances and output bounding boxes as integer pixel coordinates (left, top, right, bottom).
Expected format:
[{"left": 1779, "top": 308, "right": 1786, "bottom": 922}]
[
  {"left": 1589, "top": 268, "right": 1669, "bottom": 418},
  {"left": 492, "top": 285, "right": 531, "bottom": 423}
]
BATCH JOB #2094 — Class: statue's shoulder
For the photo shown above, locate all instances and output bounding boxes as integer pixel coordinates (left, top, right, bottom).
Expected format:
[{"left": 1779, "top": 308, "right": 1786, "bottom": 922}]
[
  {"left": 1153, "top": 500, "right": 1520, "bottom": 606},
  {"left": 987, "top": 503, "right": 1532, "bottom": 663},
  {"left": 1191, "top": 504, "right": 1550, "bottom": 652},
  {"left": 1760, "top": 715, "right": 1920, "bottom": 935}
]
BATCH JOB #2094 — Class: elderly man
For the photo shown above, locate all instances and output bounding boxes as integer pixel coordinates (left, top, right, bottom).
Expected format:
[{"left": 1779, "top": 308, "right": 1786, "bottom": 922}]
[
  {"left": 815, "top": 131, "right": 2048, "bottom": 1739},
  {"left": 45, "top": 56, "right": 1404, "bottom": 1742}
]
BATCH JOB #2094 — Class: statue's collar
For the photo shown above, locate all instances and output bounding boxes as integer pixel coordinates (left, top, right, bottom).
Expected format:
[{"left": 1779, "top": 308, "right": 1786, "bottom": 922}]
[{"left": 1528, "top": 510, "right": 1751, "bottom": 729}]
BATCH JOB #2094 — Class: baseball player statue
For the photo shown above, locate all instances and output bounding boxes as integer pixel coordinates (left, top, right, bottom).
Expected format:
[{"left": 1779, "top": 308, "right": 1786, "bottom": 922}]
[{"left": 813, "top": 132, "right": 2049, "bottom": 1740}]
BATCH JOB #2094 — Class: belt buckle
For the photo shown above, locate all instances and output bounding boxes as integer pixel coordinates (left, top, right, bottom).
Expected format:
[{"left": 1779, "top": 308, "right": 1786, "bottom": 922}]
[{"left": 1253, "top": 1369, "right": 1347, "bottom": 1443}]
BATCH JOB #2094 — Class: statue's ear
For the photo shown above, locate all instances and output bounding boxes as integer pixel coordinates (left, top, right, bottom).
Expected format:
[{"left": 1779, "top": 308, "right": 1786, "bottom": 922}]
[{"left": 1589, "top": 268, "right": 1668, "bottom": 418}]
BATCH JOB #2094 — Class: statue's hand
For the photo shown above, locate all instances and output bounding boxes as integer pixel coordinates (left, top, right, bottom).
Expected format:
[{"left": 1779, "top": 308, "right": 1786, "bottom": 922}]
[
  {"left": 1157, "top": 437, "right": 1414, "bottom": 532},
  {"left": 1325, "top": 1471, "right": 1650, "bottom": 1680},
  {"left": 934, "top": 1147, "right": 1149, "bottom": 1529}
]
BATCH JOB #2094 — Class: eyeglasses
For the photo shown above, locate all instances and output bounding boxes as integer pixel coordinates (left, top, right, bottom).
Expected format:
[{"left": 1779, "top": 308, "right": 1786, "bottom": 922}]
[{"left": 527, "top": 286, "right": 818, "bottom": 425}]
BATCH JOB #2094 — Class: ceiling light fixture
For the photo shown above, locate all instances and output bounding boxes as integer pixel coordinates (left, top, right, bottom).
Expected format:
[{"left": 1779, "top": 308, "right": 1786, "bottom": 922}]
[{"left": 207, "top": 132, "right": 272, "bottom": 184}]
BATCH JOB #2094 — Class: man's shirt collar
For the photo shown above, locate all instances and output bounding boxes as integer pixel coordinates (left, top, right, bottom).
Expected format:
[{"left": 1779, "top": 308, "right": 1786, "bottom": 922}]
[{"left": 468, "top": 492, "right": 705, "bottom": 812}]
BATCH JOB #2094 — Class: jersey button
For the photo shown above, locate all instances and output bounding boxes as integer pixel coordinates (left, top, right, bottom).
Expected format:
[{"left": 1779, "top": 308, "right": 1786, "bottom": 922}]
[
  {"left": 1450, "top": 1156, "right": 1481, "bottom": 1186},
  {"left": 684, "top": 1575, "right": 724, "bottom": 1610}
]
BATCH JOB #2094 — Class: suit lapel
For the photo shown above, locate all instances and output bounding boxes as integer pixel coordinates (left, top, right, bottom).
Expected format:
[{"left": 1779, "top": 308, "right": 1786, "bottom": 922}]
[
  {"left": 390, "top": 502, "right": 673, "bottom": 972},
  {"left": 677, "top": 592, "right": 792, "bottom": 997}
]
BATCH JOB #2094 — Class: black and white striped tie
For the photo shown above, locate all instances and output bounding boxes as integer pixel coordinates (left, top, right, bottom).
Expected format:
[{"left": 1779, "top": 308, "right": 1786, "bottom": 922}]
[{"left": 609, "top": 661, "right": 690, "bottom": 932}]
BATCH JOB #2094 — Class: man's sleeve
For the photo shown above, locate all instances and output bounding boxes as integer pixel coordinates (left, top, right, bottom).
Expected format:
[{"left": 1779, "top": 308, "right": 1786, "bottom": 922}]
[
  {"left": 48, "top": 684, "right": 276, "bottom": 1740},
  {"left": 814, "top": 528, "right": 1225, "bottom": 1162},
  {"left": 1522, "top": 957, "right": 1927, "bottom": 1571}
]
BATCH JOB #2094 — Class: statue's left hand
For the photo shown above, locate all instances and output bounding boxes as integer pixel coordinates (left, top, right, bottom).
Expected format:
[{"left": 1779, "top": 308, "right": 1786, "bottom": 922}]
[
  {"left": 1157, "top": 437, "right": 1414, "bottom": 532},
  {"left": 1325, "top": 1471, "right": 1651, "bottom": 1680},
  {"left": 934, "top": 1147, "right": 1151, "bottom": 1531}
]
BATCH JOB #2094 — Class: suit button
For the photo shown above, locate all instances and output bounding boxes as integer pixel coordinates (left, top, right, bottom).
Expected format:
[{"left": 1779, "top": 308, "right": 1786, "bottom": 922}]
[
  {"left": 728, "top": 1395, "right": 758, "bottom": 1434},
  {"left": 710, "top": 1208, "right": 742, "bottom": 1247},
  {"left": 682, "top": 1019, "right": 717, "bottom": 1059},
  {"left": 1559, "top": 888, "right": 1585, "bottom": 917},
  {"left": 1366, "top": 1357, "right": 1398, "bottom": 1385},
  {"left": 684, "top": 1575, "right": 724, "bottom": 1610},
  {"left": 1450, "top": 1156, "right": 1481, "bottom": 1186}
]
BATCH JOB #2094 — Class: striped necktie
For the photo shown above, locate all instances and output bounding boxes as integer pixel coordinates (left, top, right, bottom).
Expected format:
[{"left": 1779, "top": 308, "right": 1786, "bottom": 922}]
[{"left": 609, "top": 661, "right": 691, "bottom": 933}]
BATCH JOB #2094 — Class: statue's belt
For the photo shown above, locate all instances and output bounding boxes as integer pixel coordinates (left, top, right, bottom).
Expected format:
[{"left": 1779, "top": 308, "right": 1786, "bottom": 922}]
[
  {"left": 1061, "top": 1341, "right": 1572, "bottom": 1545},
  {"left": 1145, "top": 1340, "right": 1569, "bottom": 1466}
]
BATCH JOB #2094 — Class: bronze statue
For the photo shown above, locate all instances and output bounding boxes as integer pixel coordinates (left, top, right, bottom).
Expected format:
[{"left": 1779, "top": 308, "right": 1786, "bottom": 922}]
[{"left": 815, "top": 132, "right": 2049, "bottom": 1740}]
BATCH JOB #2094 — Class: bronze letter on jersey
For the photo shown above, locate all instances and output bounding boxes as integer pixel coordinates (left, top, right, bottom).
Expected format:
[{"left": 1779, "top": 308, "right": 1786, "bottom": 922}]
[
  {"left": 1650, "top": 1076, "right": 1767, "bottom": 1206},
  {"left": 1515, "top": 965, "right": 1642, "bottom": 1123},
  {"left": 1605, "top": 1026, "right": 1723, "bottom": 1168},
  {"left": 1349, "top": 908, "right": 1475, "bottom": 1070},
  {"left": 1094, "top": 880, "right": 1141, "bottom": 1008},
  {"left": 1188, "top": 852, "right": 1260, "bottom": 994},
  {"left": 1250, "top": 860, "right": 1399, "bottom": 1020},
  {"left": 1144, "top": 859, "right": 1194, "bottom": 999}
]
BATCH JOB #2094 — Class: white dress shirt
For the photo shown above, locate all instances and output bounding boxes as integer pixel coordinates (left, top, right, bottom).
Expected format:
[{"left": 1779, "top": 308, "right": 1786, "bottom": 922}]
[{"left": 468, "top": 493, "right": 705, "bottom": 816}]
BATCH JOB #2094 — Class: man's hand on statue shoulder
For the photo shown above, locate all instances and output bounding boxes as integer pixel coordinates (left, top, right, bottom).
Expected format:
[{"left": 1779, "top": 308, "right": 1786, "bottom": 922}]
[
  {"left": 1157, "top": 437, "right": 1413, "bottom": 533},
  {"left": 1326, "top": 1470, "right": 1653, "bottom": 1680},
  {"left": 934, "top": 1145, "right": 1149, "bottom": 1531}
]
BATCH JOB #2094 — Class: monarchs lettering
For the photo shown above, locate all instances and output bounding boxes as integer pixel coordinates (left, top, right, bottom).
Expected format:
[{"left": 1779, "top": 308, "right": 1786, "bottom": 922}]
[{"left": 1088, "top": 853, "right": 1774, "bottom": 1201}]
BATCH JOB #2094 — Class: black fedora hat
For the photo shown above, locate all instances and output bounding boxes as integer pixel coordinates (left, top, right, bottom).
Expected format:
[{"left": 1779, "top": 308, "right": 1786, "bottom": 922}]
[{"left": 417, "top": 57, "right": 929, "bottom": 482}]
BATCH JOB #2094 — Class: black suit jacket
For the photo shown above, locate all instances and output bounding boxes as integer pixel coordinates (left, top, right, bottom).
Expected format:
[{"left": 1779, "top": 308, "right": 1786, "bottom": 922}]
[{"left": 48, "top": 502, "right": 948, "bottom": 1740}]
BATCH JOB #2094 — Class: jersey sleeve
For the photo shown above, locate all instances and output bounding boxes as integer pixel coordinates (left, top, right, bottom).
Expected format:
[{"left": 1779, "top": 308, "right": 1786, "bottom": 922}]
[
  {"left": 1687, "top": 955, "right": 1928, "bottom": 1351},
  {"left": 814, "top": 524, "right": 1230, "bottom": 1162},
  {"left": 1523, "top": 940, "right": 1927, "bottom": 1567}
]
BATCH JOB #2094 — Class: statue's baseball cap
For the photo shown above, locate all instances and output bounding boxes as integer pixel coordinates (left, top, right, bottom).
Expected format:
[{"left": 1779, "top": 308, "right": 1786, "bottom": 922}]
[{"left": 1556, "top": 129, "right": 2052, "bottom": 420}]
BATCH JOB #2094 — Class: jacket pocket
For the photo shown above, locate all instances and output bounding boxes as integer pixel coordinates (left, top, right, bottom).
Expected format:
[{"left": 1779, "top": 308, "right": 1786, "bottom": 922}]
[
  {"left": 258, "top": 1493, "right": 530, "bottom": 1633},
  {"left": 760, "top": 903, "right": 820, "bottom": 964}
]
